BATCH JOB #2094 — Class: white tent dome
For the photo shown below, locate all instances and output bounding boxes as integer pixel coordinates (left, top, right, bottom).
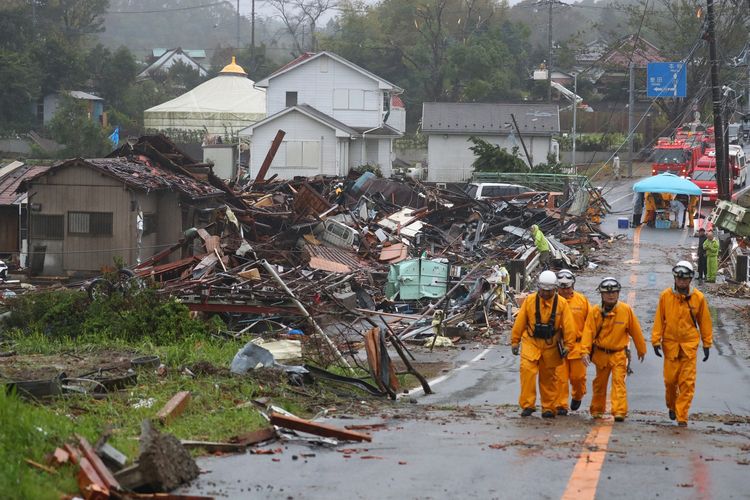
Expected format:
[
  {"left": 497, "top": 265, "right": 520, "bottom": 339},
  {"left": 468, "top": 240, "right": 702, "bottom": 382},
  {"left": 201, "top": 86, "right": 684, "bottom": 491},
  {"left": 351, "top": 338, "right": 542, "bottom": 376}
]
[{"left": 144, "top": 57, "right": 266, "bottom": 136}]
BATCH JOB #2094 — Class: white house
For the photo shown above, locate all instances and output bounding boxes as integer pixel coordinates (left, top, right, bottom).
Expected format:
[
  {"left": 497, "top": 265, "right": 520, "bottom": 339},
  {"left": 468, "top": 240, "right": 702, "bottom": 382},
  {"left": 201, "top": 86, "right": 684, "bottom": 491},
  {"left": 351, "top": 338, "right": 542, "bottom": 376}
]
[
  {"left": 138, "top": 48, "right": 208, "bottom": 81},
  {"left": 239, "top": 51, "right": 404, "bottom": 179},
  {"left": 421, "top": 102, "right": 560, "bottom": 182}
]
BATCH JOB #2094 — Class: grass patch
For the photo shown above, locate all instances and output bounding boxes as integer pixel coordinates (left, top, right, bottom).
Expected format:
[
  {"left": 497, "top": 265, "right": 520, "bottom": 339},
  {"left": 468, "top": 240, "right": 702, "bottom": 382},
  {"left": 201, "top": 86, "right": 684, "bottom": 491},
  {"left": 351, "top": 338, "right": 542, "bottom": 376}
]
[
  {"left": 0, "top": 289, "right": 394, "bottom": 497},
  {"left": 0, "top": 389, "right": 79, "bottom": 499}
]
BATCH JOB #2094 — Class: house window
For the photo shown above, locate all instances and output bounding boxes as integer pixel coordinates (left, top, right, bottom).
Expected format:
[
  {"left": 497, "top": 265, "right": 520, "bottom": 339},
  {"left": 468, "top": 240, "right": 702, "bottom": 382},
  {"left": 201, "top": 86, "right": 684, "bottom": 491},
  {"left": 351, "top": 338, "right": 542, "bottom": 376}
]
[
  {"left": 349, "top": 89, "right": 364, "bottom": 110},
  {"left": 333, "top": 89, "right": 370, "bottom": 110},
  {"left": 143, "top": 213, "right": 158, "bottom": 236},
  {"left": 286, "top": 91, "right": 298, "bottom": 107},
  {"left": 68, "top": 212, "right": 113, "bottom": 236},
  {"left": 285, "top": 141, "right": 321, "bottom": 168},
  {"left": 30, "top": 214, "right": 64, "bottom": 239}
]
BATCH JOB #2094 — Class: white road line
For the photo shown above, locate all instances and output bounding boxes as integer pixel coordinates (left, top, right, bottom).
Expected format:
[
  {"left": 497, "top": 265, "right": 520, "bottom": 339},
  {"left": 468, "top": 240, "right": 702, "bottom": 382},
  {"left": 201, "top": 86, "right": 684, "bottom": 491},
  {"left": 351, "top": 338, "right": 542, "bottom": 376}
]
[
  {"left": 608, "top": 192, "right": 633, "bottom": 206},
  {"left": 406, "top": 347, "right": 492, "bottom": 396}
]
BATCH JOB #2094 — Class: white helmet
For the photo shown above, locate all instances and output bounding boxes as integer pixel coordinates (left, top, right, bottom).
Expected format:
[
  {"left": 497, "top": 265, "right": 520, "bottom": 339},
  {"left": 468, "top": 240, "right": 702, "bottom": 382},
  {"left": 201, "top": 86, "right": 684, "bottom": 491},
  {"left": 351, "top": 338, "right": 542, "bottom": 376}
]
[
  {"left": 538, "top": 270, "right": 558, "bottom": 290},
  {"left": 597, "top": 277, "right": 622, "bottom": 292},
  {"left": 556, "top": 269, "right": 575, "bottom": 287},
  {"left": 672, "top": 260, "right": 694, "bottom": 278}
]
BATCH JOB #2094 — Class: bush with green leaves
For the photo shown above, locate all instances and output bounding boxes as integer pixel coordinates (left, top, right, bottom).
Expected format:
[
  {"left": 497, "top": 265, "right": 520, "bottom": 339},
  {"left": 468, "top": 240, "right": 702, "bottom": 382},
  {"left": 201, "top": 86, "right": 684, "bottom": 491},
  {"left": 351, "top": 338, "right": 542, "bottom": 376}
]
[{"left": 2, "top": 288, "right": 218, "bottom": 344}]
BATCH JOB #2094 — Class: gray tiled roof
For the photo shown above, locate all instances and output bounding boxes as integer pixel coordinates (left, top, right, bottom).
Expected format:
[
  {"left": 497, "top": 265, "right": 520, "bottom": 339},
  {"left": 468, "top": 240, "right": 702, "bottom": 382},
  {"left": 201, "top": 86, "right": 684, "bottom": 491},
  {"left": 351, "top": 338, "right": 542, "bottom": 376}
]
[{"left": 422, "top": 102, "right": 560, "bottom": 136}]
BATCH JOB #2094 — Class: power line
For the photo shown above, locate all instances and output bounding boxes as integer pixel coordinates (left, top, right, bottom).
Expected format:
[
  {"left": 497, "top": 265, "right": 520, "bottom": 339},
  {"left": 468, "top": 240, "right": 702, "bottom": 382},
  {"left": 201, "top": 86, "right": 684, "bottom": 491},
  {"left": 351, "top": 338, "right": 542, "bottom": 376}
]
[{"left": 107, "top": 1, "right": 231, "bottom": 14}]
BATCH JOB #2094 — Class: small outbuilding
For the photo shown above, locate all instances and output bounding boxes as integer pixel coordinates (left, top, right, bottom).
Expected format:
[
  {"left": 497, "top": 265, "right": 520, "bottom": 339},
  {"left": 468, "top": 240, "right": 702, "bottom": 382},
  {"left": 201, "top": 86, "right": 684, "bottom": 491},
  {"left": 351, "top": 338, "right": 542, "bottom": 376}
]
[
  {"left": 18, "top": 136, "right": 224, "bottom": 276},
  {"left": 421, "top": 102, "right": 560, "bottom": 182}
]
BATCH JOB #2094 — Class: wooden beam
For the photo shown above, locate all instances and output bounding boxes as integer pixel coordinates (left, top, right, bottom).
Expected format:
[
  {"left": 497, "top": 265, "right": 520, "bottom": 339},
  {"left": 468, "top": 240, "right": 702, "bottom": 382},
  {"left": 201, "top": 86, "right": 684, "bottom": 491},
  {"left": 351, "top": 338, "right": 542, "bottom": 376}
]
[
  {"left": 156, "top": 391, "right": 191, "bottom": 425},
  {"left": 77, "top": 435, "right": 121, "bottom": 491},
  {"left": 231, "top": 426, "right": 276, "bottom": 446},
  {"left": 180, "top": 440, "right": 247, "bottom": 453},
  {"left": 254, "top": 130, "right": 286, "bottom": 184},
  {"left": 270, "top": 412, "right": 372, "bottom": 442},
  {"left": 77, "top": 457, "right": 109, "bottom": 500}
]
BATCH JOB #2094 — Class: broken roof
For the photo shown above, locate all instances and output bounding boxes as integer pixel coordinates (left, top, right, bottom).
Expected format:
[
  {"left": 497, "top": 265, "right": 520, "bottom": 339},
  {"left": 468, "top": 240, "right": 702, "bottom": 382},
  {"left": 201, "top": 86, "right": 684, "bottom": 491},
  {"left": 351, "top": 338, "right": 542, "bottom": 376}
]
[
  {"left": 20, "top": 156, "right": 222, "bottom": 200},
  {"left": 0, "top": 164, "right": 49, "bottom": 205}
]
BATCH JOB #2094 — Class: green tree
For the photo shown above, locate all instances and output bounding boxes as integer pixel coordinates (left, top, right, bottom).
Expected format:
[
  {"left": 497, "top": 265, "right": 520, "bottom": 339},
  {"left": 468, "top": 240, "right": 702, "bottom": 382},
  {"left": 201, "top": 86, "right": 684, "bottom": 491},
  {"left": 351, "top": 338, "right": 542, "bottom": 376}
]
[
  {"left": 49, "top": 95, "right": 111, "bottom": 157},
  {"left": 0, "top": 49, "right": 40, "bottom": 132},
  {"left": 469, "top": 136, "right": 528, "bottom": 172}
]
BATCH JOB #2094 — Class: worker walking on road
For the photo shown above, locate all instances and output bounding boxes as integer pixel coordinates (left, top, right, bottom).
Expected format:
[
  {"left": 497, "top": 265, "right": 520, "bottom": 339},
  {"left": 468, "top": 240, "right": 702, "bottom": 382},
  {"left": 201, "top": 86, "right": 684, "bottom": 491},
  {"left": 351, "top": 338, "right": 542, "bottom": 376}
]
[
  {"left": 696, "top": 228, "right": 707, "bottom": 282},
  {"left": 703, "top": 230, "right": 720, "bottom": 282},
  {"left": 554, "top": 270, "right": 591, "bottom": 415},
  {"left": 643, "top": 193, "right": 656, "bottom": 226},
  {"left": 511, "top": 271, "right": 577, "bottom": 418},
  {"left": 613, "top": 153, "right": 621, "bottom": 180},
  {"left": 652, "top": 261, "right": 712, "bottom": 427},
  {"left": 581, "top": 277, "right": 647, "bottom": 422},
  {"left": 687, "top": 195, "right": 699, "bottom": 228},
  {"left": 531, "top": 225, "right": 551, "bottom": 270}
]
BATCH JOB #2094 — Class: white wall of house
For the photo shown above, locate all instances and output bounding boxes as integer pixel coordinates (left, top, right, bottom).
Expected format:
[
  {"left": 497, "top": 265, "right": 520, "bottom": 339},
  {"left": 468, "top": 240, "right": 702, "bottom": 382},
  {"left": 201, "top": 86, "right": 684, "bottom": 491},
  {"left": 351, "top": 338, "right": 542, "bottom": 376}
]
[
  {"left": 249, "top": 111, "right": 341, "bottom": 179},
  {"left": 426, "top": 134, "right": 554, "bottom": 182},
  {"left": 385, "top": 106, "right": 406, "bottom": 134},
  {"left": 266, "top": 56, "right": 384, "bottom": 129}
]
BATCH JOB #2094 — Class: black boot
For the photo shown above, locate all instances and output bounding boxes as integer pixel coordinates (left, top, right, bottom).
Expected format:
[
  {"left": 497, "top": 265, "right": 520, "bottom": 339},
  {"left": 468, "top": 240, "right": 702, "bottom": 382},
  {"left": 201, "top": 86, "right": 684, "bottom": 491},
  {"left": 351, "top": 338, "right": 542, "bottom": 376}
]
[
  {"left": 542, "top": 410, "right": 555, "bottom": 419},
  {"left": 521, "top": 408, "right": 535, "bottom": 417},
  {"left": 570, "top": 399, "right": 582, "bottom": 411},
  {"left": 557, "top": 407, "right": 568, "bottom": 416},
  {"left": 669, "top": 409, "right": 676, "bottom": 421}
]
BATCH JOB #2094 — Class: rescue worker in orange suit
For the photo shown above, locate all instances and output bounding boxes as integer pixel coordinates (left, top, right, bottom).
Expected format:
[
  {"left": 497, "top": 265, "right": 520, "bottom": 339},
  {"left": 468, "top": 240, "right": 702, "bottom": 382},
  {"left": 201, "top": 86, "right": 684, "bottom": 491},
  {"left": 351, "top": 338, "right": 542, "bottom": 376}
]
[
  {"left": 652, "top": 261, "right": 712, "bottom": 427},
  {"left": 511, "top": 271, "right": 577, "bottom": 418},
  {"left": 581, "top": 277, "right": 647, "bottom": 421},
  {"left": 643, "top": 193, "right": 656, "bottom": 226},
  {"left": 553, "top": 270, "right": 591, "bottom": 415}
]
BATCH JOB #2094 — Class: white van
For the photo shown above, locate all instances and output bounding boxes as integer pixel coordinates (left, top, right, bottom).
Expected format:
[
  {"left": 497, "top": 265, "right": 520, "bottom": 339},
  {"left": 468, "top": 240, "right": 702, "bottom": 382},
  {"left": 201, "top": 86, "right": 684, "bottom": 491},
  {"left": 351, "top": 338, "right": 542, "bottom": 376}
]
[
  {"left": 465, "top": 182, "right": 533, "bottom": 200},
  {"left": 729, "top": 145, "right": 747, "bottom": 187}
]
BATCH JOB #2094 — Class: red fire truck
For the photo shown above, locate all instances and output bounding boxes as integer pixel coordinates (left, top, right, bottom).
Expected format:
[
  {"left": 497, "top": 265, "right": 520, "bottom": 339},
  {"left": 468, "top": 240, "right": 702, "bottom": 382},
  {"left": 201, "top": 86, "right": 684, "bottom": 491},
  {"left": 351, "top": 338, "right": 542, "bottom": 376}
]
[{"left": 650, "top": 138, "right": 703, "bottom": 177}]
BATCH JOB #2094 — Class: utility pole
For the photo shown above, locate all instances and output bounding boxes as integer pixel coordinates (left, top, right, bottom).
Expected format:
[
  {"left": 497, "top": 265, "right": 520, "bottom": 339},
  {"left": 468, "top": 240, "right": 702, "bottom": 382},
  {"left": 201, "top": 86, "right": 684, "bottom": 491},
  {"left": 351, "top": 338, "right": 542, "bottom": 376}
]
[
  {"left": 236, "top": 0, "right": 241, "bottom": 50},
  {"left": 572, "top": 73, "right": 578, "bottom": 172},
  {"left": 707, "top": 0, "right": 729, "bottom": 200},
  {"left": 628, "top": 62, "right": 635, "bottom": 178},
  {"left": 251, "top": 0, "right": 256, "bottom": 61},
  {"left": 547, "top": 0, "right": 553, "bottom": 103}
]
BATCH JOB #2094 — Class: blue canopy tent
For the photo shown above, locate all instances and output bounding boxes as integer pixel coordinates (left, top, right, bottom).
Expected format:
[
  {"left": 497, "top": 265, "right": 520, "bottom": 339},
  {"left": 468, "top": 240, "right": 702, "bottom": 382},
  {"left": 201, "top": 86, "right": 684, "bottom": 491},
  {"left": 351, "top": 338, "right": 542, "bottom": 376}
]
[{"left": 633, "top": 173, "right": 703, "bottom": 231}]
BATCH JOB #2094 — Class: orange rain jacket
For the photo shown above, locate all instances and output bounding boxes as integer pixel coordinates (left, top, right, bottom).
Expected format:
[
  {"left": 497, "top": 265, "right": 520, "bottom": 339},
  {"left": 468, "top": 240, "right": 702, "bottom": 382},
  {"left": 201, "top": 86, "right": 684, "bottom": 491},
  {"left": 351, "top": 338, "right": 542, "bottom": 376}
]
[
  {"left": 651, "top": 287, "right": 713, "bottom": 358},
  {"left": 581, "top": 301, "right": 647, "bottom": 358},
  {"left": 511, "top": 292, "right": 577, "bottom": 362}
]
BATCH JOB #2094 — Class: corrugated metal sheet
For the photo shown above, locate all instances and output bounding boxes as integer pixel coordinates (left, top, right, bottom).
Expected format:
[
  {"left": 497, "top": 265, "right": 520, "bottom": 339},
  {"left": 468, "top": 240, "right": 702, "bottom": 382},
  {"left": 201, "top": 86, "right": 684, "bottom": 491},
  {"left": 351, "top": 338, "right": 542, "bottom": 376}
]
[{"left": 303, "top": 243, "right": 365, "bottom": 273}]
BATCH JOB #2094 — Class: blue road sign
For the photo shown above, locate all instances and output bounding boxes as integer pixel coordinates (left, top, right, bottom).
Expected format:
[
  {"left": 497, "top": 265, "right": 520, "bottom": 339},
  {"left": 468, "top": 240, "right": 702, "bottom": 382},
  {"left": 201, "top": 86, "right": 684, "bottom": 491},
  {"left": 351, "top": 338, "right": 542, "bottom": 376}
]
[{"left": 647, "top": 62, "right": 687, "bottom": 98}]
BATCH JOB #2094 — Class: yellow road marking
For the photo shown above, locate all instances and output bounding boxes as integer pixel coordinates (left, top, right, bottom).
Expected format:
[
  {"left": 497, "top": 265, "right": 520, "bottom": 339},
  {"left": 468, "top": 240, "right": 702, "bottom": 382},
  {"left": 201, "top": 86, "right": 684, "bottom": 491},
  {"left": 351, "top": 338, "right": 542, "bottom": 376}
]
[
  {"left": 560, "top": 423, "right": 614, "bottom": 500},
  {"left": 561, "top": 225, "right": 642, "bottom": 499}
]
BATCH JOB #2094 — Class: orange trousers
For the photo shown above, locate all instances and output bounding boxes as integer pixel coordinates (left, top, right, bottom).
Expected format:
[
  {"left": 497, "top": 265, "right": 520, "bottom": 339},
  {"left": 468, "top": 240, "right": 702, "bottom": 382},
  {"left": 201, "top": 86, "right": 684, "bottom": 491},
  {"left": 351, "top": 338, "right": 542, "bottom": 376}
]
[
  {"left": 555, "top": 358, "right": 587, "bottom": 410},
  {"left": 643, "top": 210, "right": 655, "bottom": 224},
  {"left": 519, "top": 356, "right": 560, "bottom": 413},
  {"left": 663, "top": 351, "right": 698, "bottom": 423},
  {"left": 590, "top": 349, "right": 629, "bottom": 417}
]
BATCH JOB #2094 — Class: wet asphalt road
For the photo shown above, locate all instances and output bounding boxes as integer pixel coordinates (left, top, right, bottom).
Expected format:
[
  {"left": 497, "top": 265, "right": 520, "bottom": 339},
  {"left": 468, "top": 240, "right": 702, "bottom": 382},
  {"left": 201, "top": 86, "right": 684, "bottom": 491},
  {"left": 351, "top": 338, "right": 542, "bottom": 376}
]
[{"left": 181, "top": 173, "right": 750, "bottom": 499}]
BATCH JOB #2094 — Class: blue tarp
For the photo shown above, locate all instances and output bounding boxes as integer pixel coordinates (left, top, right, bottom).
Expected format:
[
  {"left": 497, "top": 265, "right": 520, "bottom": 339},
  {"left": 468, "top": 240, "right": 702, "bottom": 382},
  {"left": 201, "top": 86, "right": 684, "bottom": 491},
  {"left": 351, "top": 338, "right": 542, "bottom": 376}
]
[{"left": 632, "top": 173, "right": 702, "bottom": 196}]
